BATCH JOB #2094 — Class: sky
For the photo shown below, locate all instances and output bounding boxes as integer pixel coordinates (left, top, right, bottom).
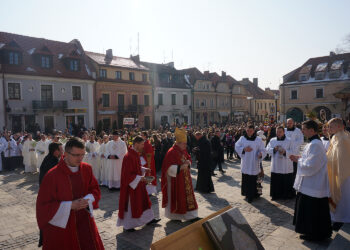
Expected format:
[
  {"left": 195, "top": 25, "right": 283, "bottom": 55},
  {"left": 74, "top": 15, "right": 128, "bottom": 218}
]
[{"left": 1, "top": 0, "right": 350, "bottom": 90}]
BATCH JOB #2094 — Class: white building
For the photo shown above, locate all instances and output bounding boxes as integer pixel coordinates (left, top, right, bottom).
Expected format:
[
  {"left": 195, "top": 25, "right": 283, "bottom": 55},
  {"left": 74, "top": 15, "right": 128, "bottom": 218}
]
[
  {"left": 0, "top": 32, "right": 96, "bottom": 133},
  {"left": 142, "top": 62, "right": 191, "bottom": 128}
]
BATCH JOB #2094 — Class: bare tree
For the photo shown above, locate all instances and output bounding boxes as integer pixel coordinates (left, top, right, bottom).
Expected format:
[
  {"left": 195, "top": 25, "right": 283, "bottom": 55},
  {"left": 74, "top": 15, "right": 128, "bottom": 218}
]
[{"left": 335, "top": 33, "right": 350, "bottom": 54}]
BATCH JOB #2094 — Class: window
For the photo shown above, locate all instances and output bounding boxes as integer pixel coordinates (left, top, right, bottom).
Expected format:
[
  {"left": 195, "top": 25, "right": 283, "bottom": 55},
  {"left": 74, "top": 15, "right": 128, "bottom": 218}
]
[
  {"left": 72, "top": 86, "right": 81, "bottom": 100},
  {"left": 291, "top": 90, "right": 298, "bottom": 100},
  {"left": 41, "top": 55, "right": 51, "bottom": 68},
  {"left": 196, "top": 99, "right": 199, "bottom": 108},
  {"left": 210, "top": 99, "right": 214, "bottom": 107},
  {"left": 77, "top": 115, "right": 84, "bottom": 126},
  {"left": 129, "top": 72, "right": 135, "bottom": 81},
  {"left": 161, "top": 116, "right": 168, "bottom": 125},
  {"left": 315, "top": 72, "right": 325, "bottom": 80},
  {"left": 265, "top": 103, "right": 267, "bottom": 110},
  {"left": 115, "top": 71, "right": 122, "bottom": 79},
  {"left": 9, "top": 51, "right": 20, "bottom": 65},
  {"left": 99, "top": 69, "right": 107, "bottom": 78},
  {"left": 69, "top": 60, "right": 79, "bottom": 71},
  {"left": 184, "top": 116, "right": 188, "bottom": 124},
  {"left": 102, "top": 118, "right": 111, "bottom": 131},
  {"left": 158, "top": 93, "right": 163, "bottom": 105},
  {"left": 132, "top": 95, "right": 138, "bottom": 105},
  {"left": 144, "top": 95, "right": 150, "bottom": 106},
  {"left": 102, "top": 93, "right": 110, "bottom": 107},
  {"left": 41, "top": 85, "right": 53, "bottom": 101},
  {"left": 316, "top": 88, "right": 324, "bottom": 98},
  {"left": 8, "top": 83, "right": 21, "bottom": 100},
  {"left": 183, "top": 94, "right": 188, "bottom": 105},
  {"left": 299, "top": 74, "right": 308, "bottom": 81},
  {"left": 171, "top": 94, "right": 176, "bottom": 105},
  {"left": 142, "top": 74, "right": 147, "bottom": 82}
]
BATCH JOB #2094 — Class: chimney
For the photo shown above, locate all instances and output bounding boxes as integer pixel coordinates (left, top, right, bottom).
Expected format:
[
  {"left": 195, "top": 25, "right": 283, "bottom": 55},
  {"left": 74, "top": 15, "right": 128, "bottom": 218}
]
[
  {"left": 130, "top": 55, "right": 140, "bottom": 64},
  {"left": 204, "top": 70, "right": 209, "bottom": 78},
  {"left": 165, "top": 62, "right": 174, "bottom": 68},
  {"left": 105, "top": 49, "right": 113, "bottom": 60},
  {"left": 222, "top": 71, "right": 226, "bottom": 78},
  {"left": 253, "top": 78, "right": 258, "bottom": 86}
]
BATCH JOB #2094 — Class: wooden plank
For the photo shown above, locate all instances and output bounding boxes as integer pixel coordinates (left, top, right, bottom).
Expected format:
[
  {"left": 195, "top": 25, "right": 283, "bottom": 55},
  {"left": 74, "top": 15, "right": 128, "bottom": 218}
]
[{"left": 151, "top": 206, "right": 232, "bottom": 250}]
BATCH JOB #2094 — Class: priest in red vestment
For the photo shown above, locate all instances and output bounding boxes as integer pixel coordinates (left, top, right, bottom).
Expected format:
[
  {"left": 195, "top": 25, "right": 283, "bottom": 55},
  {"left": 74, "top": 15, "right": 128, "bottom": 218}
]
[
  {"left": 117, "top": 136, "right": 161, "bottom": 231},
  {"left": 141, "top": 131, "right": 157, "bottom": 195},
  {"left": 161, "top": 128, "right": 199, "bottom": 221},
  {"left": 36, "top": 137, "right": 104, "bottom": 250}
]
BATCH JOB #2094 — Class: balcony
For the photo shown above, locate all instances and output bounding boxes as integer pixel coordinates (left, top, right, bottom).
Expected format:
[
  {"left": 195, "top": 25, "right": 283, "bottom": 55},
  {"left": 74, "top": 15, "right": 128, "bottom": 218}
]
[
  {"left": 118, "top": 105, "right": 144, "bottom": 113},
  {"left": 32, "top": 100, "right": 68, "bottom": 111}
]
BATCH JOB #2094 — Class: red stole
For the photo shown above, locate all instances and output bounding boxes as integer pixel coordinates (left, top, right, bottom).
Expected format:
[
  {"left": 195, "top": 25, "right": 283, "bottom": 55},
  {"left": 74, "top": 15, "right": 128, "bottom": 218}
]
[
  {"left": 143, "top": 139, "right": 157, "bottom": 185},
  {"left": 36, "top": 158, "right": 104, "bottom": 250},
  {"left": 118, "top": 148, "right": 152, "bottom": 219},
  {"left": 161, "top": 145, "right": 198, "bottom": 214}
]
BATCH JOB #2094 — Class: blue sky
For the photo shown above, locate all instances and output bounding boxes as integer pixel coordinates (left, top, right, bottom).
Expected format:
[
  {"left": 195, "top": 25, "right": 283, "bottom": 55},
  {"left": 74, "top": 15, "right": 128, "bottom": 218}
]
[{"left": 1, "top": 0, "right": 350, "bottom": 89}]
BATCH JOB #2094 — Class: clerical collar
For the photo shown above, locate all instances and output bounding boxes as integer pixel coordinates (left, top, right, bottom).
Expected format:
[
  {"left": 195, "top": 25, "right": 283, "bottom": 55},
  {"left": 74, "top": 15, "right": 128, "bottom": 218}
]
[
  {"left": 68, "top": 165, "right": 79, "bottom": 173},
  {"left": 244, "top": 133, "right": 257, "bottom": 141},
  {"left": 277, "top": 135, "right": 286, "bottom": 141},
  {"left": 309, "top": 135, "right": 320, "bottom": 142},
  {"left": 287, "top": 127, "right": 295, "bottom": 131}
]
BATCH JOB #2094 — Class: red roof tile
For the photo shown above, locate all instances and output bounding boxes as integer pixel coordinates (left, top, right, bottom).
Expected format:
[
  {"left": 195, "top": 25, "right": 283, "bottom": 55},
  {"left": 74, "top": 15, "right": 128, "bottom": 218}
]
[{"left": 0, "top": 31, "right": 95, "bottom": 80}]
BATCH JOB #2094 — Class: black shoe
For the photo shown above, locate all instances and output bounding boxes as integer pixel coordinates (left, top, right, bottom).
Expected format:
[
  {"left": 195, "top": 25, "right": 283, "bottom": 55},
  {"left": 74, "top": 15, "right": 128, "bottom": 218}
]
[
  {"left": 299, "top": 234, "right": 330, "bottom": 241},
  {"left": 189, "top": 217, "right": 202, "bottom": 223},
  {"left": 124, "top": 228, "right": 136, "bottom": 232},
  {"left": 147, "top": 218, "right": 161, "bottom": 225},
  {"left": 219, "top": 169, "right": 225, "bottom": 173},
  {"left": 332, "top": 222, "right": 344, "bottom": 231}
]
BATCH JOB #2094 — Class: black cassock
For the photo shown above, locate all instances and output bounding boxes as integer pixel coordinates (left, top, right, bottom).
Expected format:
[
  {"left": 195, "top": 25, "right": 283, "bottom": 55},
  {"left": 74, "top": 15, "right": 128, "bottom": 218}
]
[{"left": 195, "top": 136, "right": 214, "bottom": 193}]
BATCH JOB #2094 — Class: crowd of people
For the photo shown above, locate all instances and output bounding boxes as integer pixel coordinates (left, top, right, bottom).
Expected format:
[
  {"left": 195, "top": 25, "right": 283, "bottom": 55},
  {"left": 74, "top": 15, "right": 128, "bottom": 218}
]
[{"left": 1, "top": 117, "right": 349, "bottom": 248}]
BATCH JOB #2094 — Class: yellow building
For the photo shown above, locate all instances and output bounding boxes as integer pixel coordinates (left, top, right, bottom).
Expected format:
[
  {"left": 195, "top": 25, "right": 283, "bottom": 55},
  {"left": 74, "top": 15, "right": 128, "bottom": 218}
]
[{"left": 87, "top": 50, "right": 153, "bottom": 130}]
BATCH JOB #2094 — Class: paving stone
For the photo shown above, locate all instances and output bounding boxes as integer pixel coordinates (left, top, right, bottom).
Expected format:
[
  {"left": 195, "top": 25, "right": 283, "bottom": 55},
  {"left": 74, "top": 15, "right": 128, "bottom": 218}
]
[{"left": 0, "top": 156, "right": 334, "bottom": 249}]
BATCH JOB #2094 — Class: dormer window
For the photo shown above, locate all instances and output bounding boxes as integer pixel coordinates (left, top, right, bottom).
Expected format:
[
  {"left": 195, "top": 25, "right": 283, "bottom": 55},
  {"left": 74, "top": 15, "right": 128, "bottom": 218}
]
[
  {"left": 9, "top": 51, "right": 21, "bottom": 65},
  {"left": 299, "top": 74, "right": 308, "bottom": 81},
  {"left": 315, "top": 62, "right": 327, "bottom": 80},
  {"left": 329, "top": 60, "right": 343, "bottom": 79},
  {"left": 41, "top": 55, "right": 51, "bottom": 68},
  {"left": 299, "top": 64, "right": 312, "bottom": 81},
  {"left": 315, "top": 72, "right": 325, "bottom": 80},
  {"left": 69, "top": 59, "right": 79, "bottom": 71}
]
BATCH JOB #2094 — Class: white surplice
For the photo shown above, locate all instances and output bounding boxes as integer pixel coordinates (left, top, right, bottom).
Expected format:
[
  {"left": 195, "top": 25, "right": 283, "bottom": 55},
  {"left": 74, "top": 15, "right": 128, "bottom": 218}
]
[
  {"left": 106, "top": 139, "right": 127, "bottom": 188},
  {"left": 85, "top": 141, "right": 101, "bottom": 182}
]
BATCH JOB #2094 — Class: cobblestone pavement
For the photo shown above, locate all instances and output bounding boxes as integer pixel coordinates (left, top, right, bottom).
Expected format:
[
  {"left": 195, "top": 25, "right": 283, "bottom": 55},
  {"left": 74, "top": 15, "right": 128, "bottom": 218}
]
[{"left": 0, "top": 157, "right": 334, "bottom": 249}]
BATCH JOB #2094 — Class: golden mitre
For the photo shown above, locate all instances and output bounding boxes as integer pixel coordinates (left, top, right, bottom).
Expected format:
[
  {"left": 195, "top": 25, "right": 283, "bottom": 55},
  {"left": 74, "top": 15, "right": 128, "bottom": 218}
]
[{"left": 175, "top": 127, "right": 187, "bottom": 143}]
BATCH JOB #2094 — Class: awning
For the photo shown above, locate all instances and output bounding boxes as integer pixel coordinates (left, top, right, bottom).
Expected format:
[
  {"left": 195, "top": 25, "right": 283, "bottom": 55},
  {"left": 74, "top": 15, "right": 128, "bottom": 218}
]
[{"left": 218, "top": 111, "right": 228, "bottom": 117}]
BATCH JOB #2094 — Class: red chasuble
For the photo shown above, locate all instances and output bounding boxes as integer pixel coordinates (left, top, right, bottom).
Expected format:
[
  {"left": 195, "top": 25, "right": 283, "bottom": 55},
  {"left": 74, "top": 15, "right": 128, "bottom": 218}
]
[
  {"left": 143, "top": 139, "right": 157, "bottom": 186},
  {"left": 118, "top": 148, "right": 152, "bottom": 219},
  {"left": 161, "top": 145, "right": 198, "bottom": 214},
  {"left": 36, "top": 158, "right": 104, "bottom": 250}
]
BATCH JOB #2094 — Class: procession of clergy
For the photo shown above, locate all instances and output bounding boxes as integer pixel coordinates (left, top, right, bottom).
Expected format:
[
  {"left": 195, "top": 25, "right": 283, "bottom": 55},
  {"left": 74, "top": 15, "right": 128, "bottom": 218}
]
[{"left": 11, "top": 116, "right": 348, "bottom": 248}]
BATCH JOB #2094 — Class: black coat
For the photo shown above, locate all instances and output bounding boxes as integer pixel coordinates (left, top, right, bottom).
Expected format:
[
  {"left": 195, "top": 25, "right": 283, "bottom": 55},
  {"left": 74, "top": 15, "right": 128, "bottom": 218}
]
[
  {"left": 39, "top": 154, "right": 59, "bottom": 185},
  {"left": 210, "top": 135, "right": 224, "bottom": 163},
  {"left": 195, "top": 136, "right": 214, "bottom": 193}
]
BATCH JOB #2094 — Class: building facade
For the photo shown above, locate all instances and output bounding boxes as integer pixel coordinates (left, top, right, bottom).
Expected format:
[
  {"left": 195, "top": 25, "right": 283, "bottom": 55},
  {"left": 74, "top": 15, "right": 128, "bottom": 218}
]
[
  {"left": 144, "top": 62, "right": 191, "bottom": 128},
  {"left": 240, "top": 78, "right": 276, "bottom": 122},
  {"left": 280, "top": 52, "right": 350, "bottom": 122},
  {"left": 0, "top": 32, "right": 95, "bottom": 133},
  {"left": 87, "top": 51, "right": 153, "bottom": 130}
]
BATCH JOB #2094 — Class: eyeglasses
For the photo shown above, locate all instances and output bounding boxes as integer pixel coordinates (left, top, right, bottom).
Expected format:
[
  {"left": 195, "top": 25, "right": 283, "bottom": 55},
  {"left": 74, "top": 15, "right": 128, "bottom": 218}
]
[{"left": 66, "top": 151, "right": 85, "bottom": 158}]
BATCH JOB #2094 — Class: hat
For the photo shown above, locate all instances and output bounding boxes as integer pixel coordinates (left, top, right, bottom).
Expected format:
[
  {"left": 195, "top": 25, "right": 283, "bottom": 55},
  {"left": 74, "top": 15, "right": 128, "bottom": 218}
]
[
  {"left": 112, "top": 131, "right": 120, "bottom": 136},
  {"left": 175, "top": 127, "right": 187, "bottom": 143}
]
